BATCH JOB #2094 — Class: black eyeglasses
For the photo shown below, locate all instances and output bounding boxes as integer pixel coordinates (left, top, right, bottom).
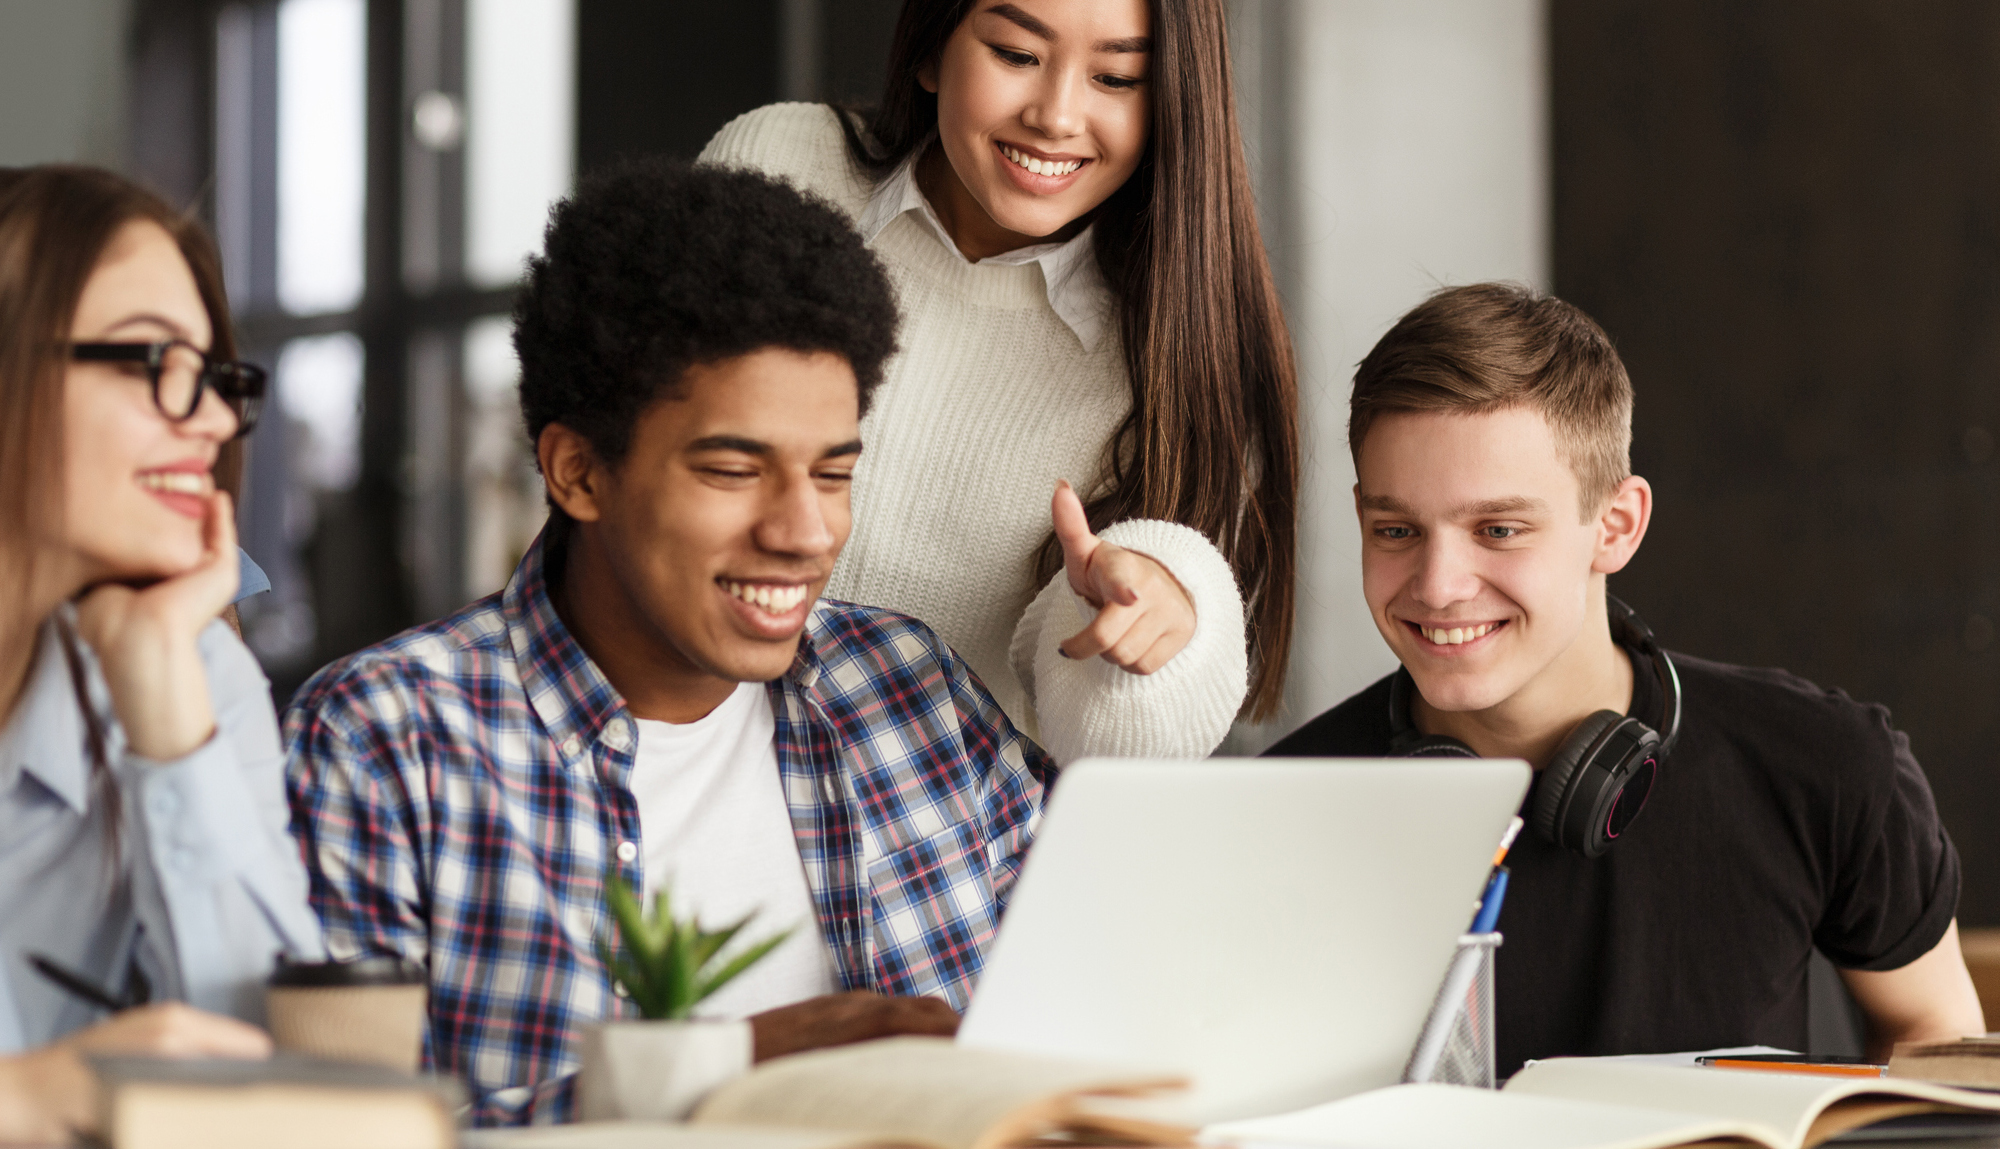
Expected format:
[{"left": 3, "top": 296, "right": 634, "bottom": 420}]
[{"left": 70, "top": 340, "right": 267, "bottom": 439}]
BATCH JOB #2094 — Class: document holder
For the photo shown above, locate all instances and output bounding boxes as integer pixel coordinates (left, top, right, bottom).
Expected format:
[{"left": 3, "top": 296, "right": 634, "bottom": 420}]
[{"left": 1402, "top": 931, "right": 1500, "bottom": 1088}]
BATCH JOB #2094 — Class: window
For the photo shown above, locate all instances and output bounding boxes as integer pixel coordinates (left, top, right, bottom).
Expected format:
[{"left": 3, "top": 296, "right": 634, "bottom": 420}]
[
  {"left": 204, "top": 0, "right": 572, "bottom": 696},
  {"left": 132, "top": 0, "right": 805, "bottom": 698}
]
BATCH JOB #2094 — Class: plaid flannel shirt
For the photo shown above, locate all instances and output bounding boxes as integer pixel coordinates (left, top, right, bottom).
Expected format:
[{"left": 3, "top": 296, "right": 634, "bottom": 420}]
[{"left": 284, "top": 536, "right": 1053, "bottom": 1125}]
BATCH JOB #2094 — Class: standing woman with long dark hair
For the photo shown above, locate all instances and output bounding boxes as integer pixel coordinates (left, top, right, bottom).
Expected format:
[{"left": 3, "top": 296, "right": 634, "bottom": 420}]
[
  {"left": 0, "top": 166, "right": 322, "bottom": 1142},
  {"left": 701, "top": 0, "right": 1297, "bottom": 761}
]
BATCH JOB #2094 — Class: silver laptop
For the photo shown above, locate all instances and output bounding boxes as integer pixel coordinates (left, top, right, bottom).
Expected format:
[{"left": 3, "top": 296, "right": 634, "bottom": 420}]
[{"left": 957, "top": 757, "right": 1529, "bottom": 1122}]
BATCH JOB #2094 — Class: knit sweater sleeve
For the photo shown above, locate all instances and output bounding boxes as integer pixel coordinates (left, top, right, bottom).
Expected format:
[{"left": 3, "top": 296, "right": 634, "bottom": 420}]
[
  {"left": 1009, "top": 519, "right": 1247, "bottom": 764},
  {"left": 698, "top": 102, "right": 872, "bottom": 217}
]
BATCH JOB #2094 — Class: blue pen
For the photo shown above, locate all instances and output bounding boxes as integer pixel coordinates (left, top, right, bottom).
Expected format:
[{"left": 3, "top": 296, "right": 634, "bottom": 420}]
[{"left": 1470, "top": 866, "right": 1510, "bottom": 934}]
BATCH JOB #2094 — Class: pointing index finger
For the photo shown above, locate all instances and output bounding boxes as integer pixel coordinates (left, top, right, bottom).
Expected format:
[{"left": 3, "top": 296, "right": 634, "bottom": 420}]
[{"left": 1059, "top": 598, "right": 1143, "bottom": 661}]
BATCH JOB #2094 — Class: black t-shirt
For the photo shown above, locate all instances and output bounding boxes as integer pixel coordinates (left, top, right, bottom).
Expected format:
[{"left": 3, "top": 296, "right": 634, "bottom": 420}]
[{"left": 1264, "top": 651, "right": 1960, "bottom": 1075}]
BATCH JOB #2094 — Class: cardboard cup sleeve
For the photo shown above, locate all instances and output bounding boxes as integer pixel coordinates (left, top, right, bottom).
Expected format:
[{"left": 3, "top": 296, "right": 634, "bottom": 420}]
[{"left": 265, "top": 956, "right": 428, "bottom": 1072}]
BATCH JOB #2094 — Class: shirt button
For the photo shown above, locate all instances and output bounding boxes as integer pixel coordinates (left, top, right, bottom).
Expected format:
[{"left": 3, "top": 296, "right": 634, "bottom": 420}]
[
  {"left": 560, "top": 734, "right": 582, "bottom": 757},
  {"left": 613, "top": 981, "right": 630, "bottom": 998},
  {"left": 616, "top": 841, "right": 638, "bottom": 863},
  {"left": 147, "top": 790, "right": 178, "bottom": 820},
  {"left": 603, "top": 723, "right": 631, "bottom": 753}
]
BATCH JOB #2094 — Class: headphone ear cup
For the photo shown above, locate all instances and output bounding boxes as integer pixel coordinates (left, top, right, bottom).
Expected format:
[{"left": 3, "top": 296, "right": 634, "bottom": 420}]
[{"left": 1530, "top": 709, "right": 1624, "bottom": 850}]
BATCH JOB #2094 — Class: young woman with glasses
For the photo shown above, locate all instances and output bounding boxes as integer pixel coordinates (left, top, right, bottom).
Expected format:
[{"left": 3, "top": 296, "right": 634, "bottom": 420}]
[
  {"left": 0, "top": 166, "right": 320, "bottom": 1142},
  {"left": 701, "top": 0, "right": 1297, "bottom": 763}
]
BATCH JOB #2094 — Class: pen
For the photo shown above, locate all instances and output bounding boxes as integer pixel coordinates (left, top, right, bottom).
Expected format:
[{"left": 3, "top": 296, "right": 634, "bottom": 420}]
[
  {"left": 1470, "top": 866, "right": 1510, "bottom": 934},
  {"left": 29, "top": 952, "right": 131, "bottom": 1014},
  {"left": 1464, "top": 817, "right": 1523, "bottom": 933}
]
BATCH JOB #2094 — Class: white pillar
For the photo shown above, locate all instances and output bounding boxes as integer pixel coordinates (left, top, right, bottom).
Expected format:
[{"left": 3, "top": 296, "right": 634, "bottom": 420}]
[{"left": 1237, "top": 0, "right": 1550, "bottom": 748}]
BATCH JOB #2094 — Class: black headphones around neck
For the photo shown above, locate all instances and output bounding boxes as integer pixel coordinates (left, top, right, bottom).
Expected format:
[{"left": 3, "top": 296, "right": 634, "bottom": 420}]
[{"left": 1387, "top": 595, "right": 1682, "bottom": 859}]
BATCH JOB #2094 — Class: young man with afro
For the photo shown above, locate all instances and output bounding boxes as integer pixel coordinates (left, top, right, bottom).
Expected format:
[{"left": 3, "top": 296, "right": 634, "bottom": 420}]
[{"left": 285, "top": 160, "right": 1053, "bottom": 1124}]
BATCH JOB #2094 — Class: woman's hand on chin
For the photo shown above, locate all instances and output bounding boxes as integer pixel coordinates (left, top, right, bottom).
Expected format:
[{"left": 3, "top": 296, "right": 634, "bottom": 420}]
[
  {"left": 1051, "top": 481, "right": 1197, "bottom": 674},
  {"left": 74, "top": 491, "right": 240, "bottom": 760}
]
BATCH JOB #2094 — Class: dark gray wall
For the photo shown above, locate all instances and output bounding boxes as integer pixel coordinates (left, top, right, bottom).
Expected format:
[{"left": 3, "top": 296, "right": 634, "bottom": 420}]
[
  {"left": 819, "top": 0, "right": 902, "bottom": 106},
  {"left": 575, "top": 0, "right": 900, "bottom": 174},
  {"left": 1553, "top": 0, "right": 2000, "bottom": 924},
  {"left": 576, "top": 0, "right": 782, "bottom": 170}
]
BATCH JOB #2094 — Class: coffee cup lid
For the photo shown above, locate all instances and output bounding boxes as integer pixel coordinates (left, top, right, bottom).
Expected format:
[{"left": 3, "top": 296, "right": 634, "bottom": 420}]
[{"left": 268, "top": 955, "right": 426, "bottom": 987}]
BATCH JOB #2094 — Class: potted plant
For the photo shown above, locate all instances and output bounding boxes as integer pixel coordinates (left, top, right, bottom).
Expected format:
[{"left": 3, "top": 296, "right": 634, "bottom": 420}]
[{"left": 575, "top": 876, "right": 792, "bottom": 1121}]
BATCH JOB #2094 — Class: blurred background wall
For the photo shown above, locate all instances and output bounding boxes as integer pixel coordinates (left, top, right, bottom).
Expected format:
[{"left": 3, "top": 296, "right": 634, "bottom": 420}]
[
  {"left": 0, "top": 0, "right": 131, "bottom": 169},
  {"left": 1257, "top": 0, "right": 1547, "bottom": 751},
  {"left": 1553, "top": 0, "right": 2000, "bottom": 940},
  {"left": 2, "top": 0, "right": 1994, "bottom": 939}
]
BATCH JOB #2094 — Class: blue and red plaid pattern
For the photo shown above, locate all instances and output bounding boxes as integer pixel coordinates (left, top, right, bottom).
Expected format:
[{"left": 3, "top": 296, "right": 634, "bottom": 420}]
[{"left": 283, "top": 534, "right": 1053, "bottom": 1125}]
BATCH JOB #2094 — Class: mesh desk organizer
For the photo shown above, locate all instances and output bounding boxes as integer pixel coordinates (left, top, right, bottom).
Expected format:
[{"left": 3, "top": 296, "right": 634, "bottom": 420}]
[{"left": 1403, "top": 931, "right": 1501, "bottom": 1088}]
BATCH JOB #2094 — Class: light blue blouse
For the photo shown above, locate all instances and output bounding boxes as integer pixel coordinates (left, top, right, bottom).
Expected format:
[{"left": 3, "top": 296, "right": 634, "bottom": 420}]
[
  {"left": 0, "top": 611, "right": 323, "bottom": 1052},
  {"left": 234, "top": 549, "right": 271, "bottom": 602}
]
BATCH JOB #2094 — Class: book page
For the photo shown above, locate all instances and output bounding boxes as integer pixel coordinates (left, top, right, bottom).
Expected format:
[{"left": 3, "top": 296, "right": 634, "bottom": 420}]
[
  {"left": 1798, "top": 1100, "right": 1949, "bottom": 1146},
  {"left": 463, "top": 1121, "right": 915, "bottom": 1149},
  {"left": 692, "top": 1037, "right": 1190, "bottom": 1149},
  {"left": 1507, "top": 1059, "right": 2000, "bottom": 1148},
  {"left": 1203, "top": 1084, "right": 1775, "bottom": 1149}
]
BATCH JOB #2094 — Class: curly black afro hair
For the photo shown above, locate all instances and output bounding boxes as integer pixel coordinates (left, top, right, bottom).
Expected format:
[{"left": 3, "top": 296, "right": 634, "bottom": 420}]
[{"left": 514, "top": 157, "right": 899, "bottom": 473}]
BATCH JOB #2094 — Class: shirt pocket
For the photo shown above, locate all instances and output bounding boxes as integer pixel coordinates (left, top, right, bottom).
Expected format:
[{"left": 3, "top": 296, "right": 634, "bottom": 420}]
[{"left": 864, "top": 819, "right": 999, "bottom": 1010}]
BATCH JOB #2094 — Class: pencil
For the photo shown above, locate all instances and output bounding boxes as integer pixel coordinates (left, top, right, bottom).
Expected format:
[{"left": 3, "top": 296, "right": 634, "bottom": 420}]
[{"left": 1705, "top": 1059, "right": 1885, "bottom": 1078}]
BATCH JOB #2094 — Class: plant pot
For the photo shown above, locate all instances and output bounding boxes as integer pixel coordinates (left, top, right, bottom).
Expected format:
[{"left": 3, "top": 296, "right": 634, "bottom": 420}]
[{"left": 574, "top": 1018, "right": 753, "bottom": 1121}]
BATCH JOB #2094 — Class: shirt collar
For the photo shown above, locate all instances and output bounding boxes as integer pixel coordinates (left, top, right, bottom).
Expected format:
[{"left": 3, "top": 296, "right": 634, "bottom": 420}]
[
  {"left": 856, "top": 149, "right": 1115, "bottom": 352},
  {"left": 0, "top": 615, "right": 95, "bottom": 813},
  {"left": 502, "top": 531, "right": 827, "bottom": 759}
]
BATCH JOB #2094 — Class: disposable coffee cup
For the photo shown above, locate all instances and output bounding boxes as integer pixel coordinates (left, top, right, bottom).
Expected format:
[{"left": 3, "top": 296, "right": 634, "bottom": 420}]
[{"left": 266, "top": 956, "right": 427, "bottom": 1072}]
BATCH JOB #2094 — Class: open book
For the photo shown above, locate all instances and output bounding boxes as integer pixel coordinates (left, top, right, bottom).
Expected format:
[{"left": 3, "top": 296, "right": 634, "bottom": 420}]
[
  {"left": 1205, "top": 1057, "right": 2000, "bottom": 1149},
  {"left": 470, "top": 1037, "right": 1193, "bottom": 1149}
]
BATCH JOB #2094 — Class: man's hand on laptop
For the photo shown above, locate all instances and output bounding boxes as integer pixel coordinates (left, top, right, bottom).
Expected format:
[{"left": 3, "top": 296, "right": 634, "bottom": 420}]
[{"left": 750, "top": 992, "right": 959, "bottom": 1062}]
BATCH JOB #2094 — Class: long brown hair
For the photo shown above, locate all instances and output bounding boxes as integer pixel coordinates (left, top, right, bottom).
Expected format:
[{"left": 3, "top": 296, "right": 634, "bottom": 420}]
[
  {"left": 0, "top": 165, "right": 243, "bottom": 815},
  {"left": 839, "top": 0, "right": 1299, "bottom": 717}
]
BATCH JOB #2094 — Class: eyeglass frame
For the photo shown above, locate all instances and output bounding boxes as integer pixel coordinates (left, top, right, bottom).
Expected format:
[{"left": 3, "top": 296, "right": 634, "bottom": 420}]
[{"left": 69, "top": 339, "right": 268, "bottom": 440}]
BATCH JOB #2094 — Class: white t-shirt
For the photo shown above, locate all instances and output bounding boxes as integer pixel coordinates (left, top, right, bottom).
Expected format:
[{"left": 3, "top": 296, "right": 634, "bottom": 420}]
[{"left": 628, "top": 681, "right": 838, "bottom": 1020}]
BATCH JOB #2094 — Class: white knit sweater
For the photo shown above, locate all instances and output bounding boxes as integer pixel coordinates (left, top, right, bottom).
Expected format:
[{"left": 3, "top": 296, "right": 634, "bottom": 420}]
[{"left": 700, "top": 104, "right": 1247, "bottom": 762}]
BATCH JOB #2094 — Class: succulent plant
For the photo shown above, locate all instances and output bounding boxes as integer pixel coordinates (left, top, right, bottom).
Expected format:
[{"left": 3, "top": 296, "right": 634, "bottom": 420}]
[{"left": 596, "top": 875, "right": 793, "bottom": 1021}]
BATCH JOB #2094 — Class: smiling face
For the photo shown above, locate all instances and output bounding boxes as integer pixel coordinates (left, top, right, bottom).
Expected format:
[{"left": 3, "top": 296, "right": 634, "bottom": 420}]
[
  {"left": 920, "top": 0, "right": 1152, "bottom": 256},
  {"left": 59, "top": 220, "right": 237, "bottom": 586},
  {"left": 562, "top": 347, "right": 861, "bottom": 697},
  {"left": 1356, "top": 406, "right": 1650, "bottom": 722}
]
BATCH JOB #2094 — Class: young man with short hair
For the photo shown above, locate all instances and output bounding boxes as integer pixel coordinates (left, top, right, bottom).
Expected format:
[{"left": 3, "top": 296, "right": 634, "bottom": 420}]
[
  {"left": 1269, "top": 283, "right": 1983, "bottom": 1073},
  {"left": 286, "top": 161, "right": 1052, "bottom": 1124}
]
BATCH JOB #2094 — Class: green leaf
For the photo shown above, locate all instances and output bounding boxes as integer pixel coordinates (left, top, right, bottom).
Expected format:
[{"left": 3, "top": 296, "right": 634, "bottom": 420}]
[
  {"left": 692, "top": 928, "right": 794, "bottom": 1005},
  {"left": 606, "top": 874, "right": 656, "bottom": 965},
  {"left": 598, "top": 875, "right": 794, "bottom": 1020},
  {"left": 656, "top": 915, "right": 693, "bottom": 1019},
  {"left": 689, "top": 913, "right": 754, "bottom": 969},
  {"left": 648, "top": 889, "right": 676, "bottom": 951},
  {"left": 613, "top": 954, "right": 659, "bottom": 1018}
]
